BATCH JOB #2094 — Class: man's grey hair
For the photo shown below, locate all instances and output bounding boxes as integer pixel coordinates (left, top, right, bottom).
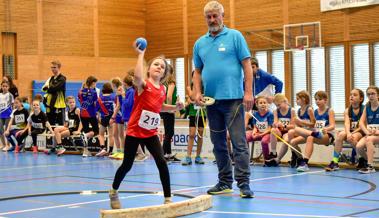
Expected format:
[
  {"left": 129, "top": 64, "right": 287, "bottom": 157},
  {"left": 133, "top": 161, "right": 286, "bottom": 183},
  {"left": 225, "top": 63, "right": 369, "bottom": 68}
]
[{"left": 203, "top": 1, "right": 224, "bottom": 15}]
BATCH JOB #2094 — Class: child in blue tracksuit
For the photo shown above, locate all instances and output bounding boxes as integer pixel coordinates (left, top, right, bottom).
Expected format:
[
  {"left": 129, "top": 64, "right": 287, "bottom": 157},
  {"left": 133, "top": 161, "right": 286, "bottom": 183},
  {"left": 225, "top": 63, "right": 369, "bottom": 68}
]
[
  {"left": 96, "top": 82, "right": 116, "bottom": 157},
  {"left": 78, "top": 76, "right": 108, "bottom": 157}
]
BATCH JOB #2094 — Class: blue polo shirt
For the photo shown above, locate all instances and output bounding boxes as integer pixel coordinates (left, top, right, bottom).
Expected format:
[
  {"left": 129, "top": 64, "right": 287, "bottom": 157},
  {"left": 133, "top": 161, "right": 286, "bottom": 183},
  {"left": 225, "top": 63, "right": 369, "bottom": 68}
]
[{"left": 193, "top": 26, "right": 250, "bottom": 100}]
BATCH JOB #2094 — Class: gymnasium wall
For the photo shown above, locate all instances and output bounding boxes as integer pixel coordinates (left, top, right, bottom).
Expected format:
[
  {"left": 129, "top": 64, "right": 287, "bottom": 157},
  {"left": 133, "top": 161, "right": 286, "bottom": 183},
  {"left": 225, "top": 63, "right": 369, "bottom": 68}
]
[
  {"left": 1, "top": 0, "right": 379, "bottom": 99},
  {"left": 144, "top": 0, "right": 379, "bottom": 102},
  {"left": 145, "top": 0, "right": 379, "bottom": 56},
  {"left": 0, "top": 0, "right": 145, "bottom": 98}
]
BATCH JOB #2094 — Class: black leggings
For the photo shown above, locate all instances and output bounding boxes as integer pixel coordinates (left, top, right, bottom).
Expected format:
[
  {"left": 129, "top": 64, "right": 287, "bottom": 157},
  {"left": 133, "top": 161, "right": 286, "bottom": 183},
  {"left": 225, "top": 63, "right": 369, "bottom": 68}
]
[
  {"left": 112, "top": 135, "right": 171, "bottom": 197},
  {"left": 160, "top": 112, "right": 175, "bottom": 155},
  {"left": 31, "top": 129, "right": 45, "bottom": 146},
  {"left": 6, "top": 129, "right": 29, "bottom": 147}
]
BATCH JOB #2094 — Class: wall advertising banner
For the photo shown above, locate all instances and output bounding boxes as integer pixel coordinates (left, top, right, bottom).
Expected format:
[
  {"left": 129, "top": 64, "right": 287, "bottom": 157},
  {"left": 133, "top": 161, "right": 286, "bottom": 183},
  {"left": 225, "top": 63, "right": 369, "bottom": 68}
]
[{"left": 321, "top": 0, "right": 379, "bottom": 12}]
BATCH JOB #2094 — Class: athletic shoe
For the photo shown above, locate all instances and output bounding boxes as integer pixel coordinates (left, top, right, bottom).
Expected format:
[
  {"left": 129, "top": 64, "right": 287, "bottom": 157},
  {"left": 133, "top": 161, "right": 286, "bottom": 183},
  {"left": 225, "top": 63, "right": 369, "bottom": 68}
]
[
  {"left": 82, "top": 147, "right": 92, "bottom": 157},
  {"left": 44, "top": 149, "right": 53, "bottom": 155},
  {"left": 359, "top": 165, "right": 376, "bottom": 174},
  {"left": 356, "top": 157, "right": 367, "bottom": 171},
  {"left": 7, "top": 146, "right": 15, "bottom": 152},
  {"left": 207, "top": 183, "right": 233, "bottom": 195},
  {"left": 268, "top": 152, "right": 277, "bottom": 159},
  {"left": 135, "top": 153, "right": 148, "bottom": 161},
  {"left": 265, "top": 158, "right": 279, "bottom": 167},
  {"left": 14, "top": 145, "right": 20, "bottom": 153},
  {"left": 56, "top": 146, "right": 66, "bottom": 156},
  {"left": 249, "top": 159, "right": 254, "bottom": 165},
  {"left": 195, "top": 156, "right": 205, "bottom": 164},
  {"left": 164, "top": 197, "right": 173, "bottom": 204},
  {"left": 32, "top": 146, "right": 38, "bottom": 153},
  {"left": 289, "top": 156, "right": 298, "bottom": 168},
  {"left": 297, "top": 162, "right": 309, "bottom": 172},
  {"left": 109, "top": 152, "right": 118, "bottom": 158},
  {"left": 96, "top": 149, "right": 108, "bottom": 157},
  {"left": 2, "top": 146, "right": 10, "bottom": 152},
  {"left": 325, "top": 161, "right": 339, "bottom": 172},
  {"left": 113, "top": 152, "right": 124, "bottom": 160},
  {"left": 239, "top": 184, "right": 254, "bottom": 198},
  {"left": 181, "top": 156, "right": 192, "bottom": 165},
  {"left": 109, "top": 189, "right": 121, "bottom": 209},
  {"left": 168, "top": 154, "right": 181, "bottom": 163}
]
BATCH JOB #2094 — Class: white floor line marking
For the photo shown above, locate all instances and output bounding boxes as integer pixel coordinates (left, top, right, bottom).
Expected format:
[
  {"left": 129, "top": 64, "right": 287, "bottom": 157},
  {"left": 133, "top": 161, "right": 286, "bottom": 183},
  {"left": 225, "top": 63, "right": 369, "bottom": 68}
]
[
  {"left": 68, "top": 206, "right": 80, "bottom": 209},
  {"left": 0, "top": 170, "right": 326, "bottom": 216},
  {"left": 0, "top": 194, "right": 154, "bottom": 216},
  {"left": 203, "top": 210, "right": 360, "bottom": 218},
  {"left": 174, "top": 170, "right": 324, "bottom": 193}
]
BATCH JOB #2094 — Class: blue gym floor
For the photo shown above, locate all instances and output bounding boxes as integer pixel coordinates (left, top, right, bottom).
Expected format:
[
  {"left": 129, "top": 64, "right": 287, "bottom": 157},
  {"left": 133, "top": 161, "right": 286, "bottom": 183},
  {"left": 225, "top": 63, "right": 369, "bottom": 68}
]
[{"left": 1, "top": 152, "right": 379, "bottom": 218}]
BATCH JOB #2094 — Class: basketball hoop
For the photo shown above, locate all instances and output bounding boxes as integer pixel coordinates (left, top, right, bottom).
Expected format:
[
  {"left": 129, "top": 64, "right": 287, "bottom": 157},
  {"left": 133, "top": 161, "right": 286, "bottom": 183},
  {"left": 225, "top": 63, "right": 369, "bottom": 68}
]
[{"left": 283, "top": 21, "right": 321, "bottom": 52}]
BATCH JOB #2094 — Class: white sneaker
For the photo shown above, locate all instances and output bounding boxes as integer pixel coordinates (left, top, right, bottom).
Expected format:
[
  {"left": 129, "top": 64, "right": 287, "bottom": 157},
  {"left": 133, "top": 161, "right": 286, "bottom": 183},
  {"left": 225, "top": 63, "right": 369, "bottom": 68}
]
[
  {"left": 297, "top": 163, "right": 310, "bottom": 172},
  {"left": 2, "top": 146, "right": 10, "bottom": 152},
  {"left": 82, "top": 148, "right": 92, "bottom": 157},
  {"left": 359, "top": 166, "right": 376, "bottom": 174},
  {"left": 135, "top": 153, "right": 148, "bottom": 161},
  {"left": 96, "top": 149, "right": 108, "bottom": 157}
]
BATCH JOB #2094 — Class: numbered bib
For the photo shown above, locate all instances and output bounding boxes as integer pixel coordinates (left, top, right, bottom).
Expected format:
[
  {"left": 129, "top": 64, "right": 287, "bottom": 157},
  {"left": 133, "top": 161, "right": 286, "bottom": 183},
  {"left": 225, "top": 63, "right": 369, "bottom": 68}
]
[
  {"left": 351, "top": 121, "right": 358, "bottom": 130},
  {"left": 32, "top": 122, "right": 43, "bottom": 129},
  {"left": 68, "top": 119, "right": 75, "bottom": 128},
  {"left": 138, "top": 110, "right": 161, "bottom": 130},
  {"left": 256, "top": 121, "right": 268, "bottom": 133},
  {"left": 279, "top": 118, "right": 290, "bottom": 126},
  {"left": 14, "top": 114, "right": 25, "bottom": 124},
  {"left": 315, "top": 120, "right": 326, "bottom": 129},
  {"left": 367, "top": 124, "right": 379, "bottom": 131},
  {"left": 0, "top": 102, "right": 6, "bottom": 110}
]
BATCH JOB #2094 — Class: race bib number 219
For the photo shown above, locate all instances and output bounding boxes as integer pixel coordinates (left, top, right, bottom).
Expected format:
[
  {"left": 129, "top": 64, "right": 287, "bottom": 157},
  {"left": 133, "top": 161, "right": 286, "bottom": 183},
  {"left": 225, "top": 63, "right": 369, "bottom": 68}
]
[{"left": 138, "top": 110, "right": 161, "bottom": 130}]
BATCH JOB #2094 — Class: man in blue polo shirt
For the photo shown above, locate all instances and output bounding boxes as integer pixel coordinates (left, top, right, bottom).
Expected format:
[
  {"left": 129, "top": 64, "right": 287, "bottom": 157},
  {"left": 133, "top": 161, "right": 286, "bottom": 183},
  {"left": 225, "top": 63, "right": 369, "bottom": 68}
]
[{"left": 192, "top": 1, "right": 254, "bottom": 198}]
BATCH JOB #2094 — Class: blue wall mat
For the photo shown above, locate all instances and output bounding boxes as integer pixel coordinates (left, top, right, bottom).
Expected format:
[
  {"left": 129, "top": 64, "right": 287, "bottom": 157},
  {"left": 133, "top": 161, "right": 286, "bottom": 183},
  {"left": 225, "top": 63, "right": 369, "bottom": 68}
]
[{"left": 32, "top": 80, "right": 108, "bottom": 106}]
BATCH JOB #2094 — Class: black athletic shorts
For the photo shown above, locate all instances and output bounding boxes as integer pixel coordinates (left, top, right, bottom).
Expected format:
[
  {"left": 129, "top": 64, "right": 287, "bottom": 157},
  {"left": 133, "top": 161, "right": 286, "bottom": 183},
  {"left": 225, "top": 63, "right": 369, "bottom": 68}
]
[{"left": 189, "top": 115, "right": 206, "bottom": 128}]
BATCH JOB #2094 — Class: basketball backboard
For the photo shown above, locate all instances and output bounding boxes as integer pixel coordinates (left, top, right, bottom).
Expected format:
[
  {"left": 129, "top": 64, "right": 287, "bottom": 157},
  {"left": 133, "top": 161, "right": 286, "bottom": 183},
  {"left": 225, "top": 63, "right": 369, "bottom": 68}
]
[{"left": 283, "top": 22, "right": 321, "bottom": 51}]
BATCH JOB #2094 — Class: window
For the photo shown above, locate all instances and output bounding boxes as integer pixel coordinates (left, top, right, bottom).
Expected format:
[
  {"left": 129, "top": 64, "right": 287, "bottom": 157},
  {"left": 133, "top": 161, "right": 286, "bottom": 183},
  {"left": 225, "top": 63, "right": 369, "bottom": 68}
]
[
  {"left": 374, "top": 43, "right": 379, "bottom": 86},
  {"left": 310, "top": 48, "right": 326, "bottom": 108},
  {"left": 271, "top": 50, "right": 285, "bottom": 94},
  {"left": 329, "top": 45, "right": 345, "bottom": 114},
  {"left": 175, "top": 58, "right": 186, "bottom": 103},
  {"left": 2, "top": 32, "right": 17, "bottom": 79},
  {"left": 255, "top": 51, "right": 268, "bottom": 72},
  {"left": 352, "top": 44, "right": 369, "bottom": 95},
  {"left": 292, "top": 50, "right": 307, "bottom": 107}
]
